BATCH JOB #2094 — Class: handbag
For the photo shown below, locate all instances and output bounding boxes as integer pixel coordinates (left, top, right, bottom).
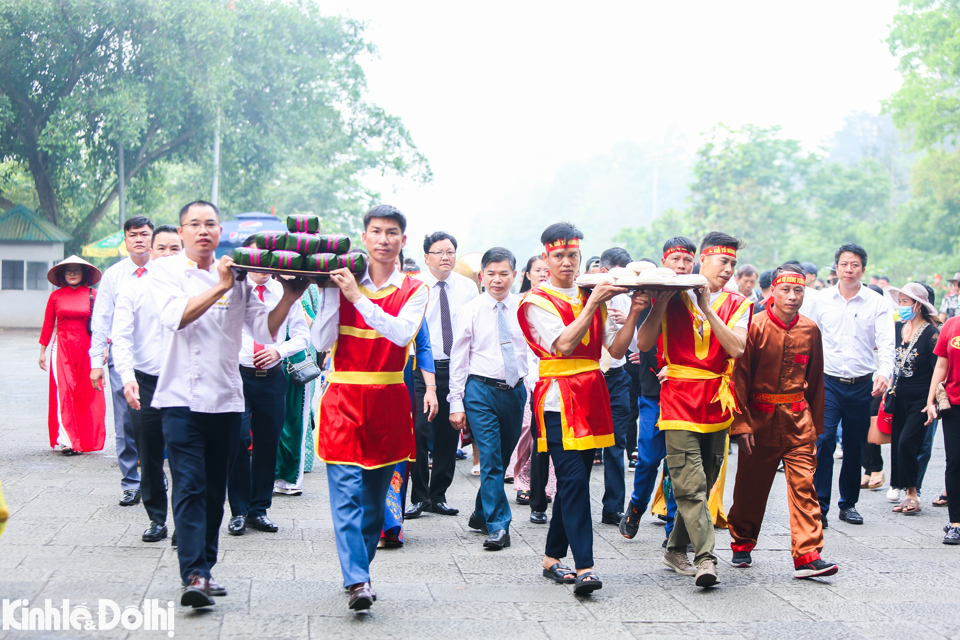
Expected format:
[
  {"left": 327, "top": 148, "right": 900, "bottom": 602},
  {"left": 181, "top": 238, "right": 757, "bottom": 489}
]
[
  {"left": 869, "top": 403, "right": 892, "bottom": 445},
  {"left": 884, "top": 321, "right": 929, "bottom": 415},
  {"left": 936, "top": 382, "right": 952, "bottom": 417},
  {"left": 285, "top": 354, "right": 321, "bottom": 385}
]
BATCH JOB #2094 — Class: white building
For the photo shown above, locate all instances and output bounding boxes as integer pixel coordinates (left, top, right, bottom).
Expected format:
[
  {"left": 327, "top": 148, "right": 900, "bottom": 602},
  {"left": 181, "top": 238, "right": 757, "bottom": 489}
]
[{"left": 0, "top": 205, "right": 72, "bottom": 328}]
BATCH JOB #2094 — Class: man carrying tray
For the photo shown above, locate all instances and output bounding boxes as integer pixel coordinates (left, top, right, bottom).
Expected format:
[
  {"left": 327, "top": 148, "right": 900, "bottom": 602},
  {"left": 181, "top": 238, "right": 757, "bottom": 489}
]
[
  {"left": 518, "top": 222, "right": 645, "bottom": 596},
  {"left": 310, "top": 204, "right": 428, "bottom": 611},
  {"left": 633, "top": 231, "right": 752, "bottom": 588}
]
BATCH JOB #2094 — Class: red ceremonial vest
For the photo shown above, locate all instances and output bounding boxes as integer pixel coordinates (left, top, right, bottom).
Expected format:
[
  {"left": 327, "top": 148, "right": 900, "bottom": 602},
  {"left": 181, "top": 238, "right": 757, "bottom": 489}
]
[
  {"left": 518, "top": 286, "right": 615, "bottom": 452},
  {"left": 658, "top": 290, "right": 753, "bottom": 433},
  {"left": 318, "top": 276, "right": 425, "bottom": 468}
]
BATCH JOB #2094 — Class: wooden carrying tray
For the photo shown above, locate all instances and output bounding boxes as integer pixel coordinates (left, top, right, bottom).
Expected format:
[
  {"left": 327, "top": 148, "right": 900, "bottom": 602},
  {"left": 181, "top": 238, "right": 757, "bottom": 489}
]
[
  {"left": 577, "top": 281, "right": 705, "bottom": 292},
  {"left": 231, "top": 265, "right": 333, "bottom": 279}
]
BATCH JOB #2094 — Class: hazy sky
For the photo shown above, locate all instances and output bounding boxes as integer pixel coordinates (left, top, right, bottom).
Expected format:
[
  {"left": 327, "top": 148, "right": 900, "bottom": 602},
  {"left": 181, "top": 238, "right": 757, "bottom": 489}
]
[{"left": 321, "top": 1, "right": 903, "bottom": 261}]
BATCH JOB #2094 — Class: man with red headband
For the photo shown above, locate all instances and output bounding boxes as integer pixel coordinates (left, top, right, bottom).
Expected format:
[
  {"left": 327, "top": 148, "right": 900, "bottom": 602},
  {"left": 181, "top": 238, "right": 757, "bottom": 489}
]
[
  {"left": 518, "top": 222, "right": 643, "bottom": 596},
  {"left": 620, "top": 236, "right": 695, "bottom": 542},
  {"left": 634, "top": 231, "right": 752, "bottom": 588},
  {"left": 727, "top": 264, "right": 837, "bottom": 579}
]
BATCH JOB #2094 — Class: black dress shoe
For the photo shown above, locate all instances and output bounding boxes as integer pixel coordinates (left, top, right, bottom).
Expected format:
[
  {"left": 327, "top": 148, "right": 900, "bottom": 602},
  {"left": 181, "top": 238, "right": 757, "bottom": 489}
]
[
  {"left": 601, "top": 511, "right": 624, "bottom": 525},
  {"left": 483, "top": 529, "right": 511, "bottom": 550},
  {"left": 246, "top": 514, "right": 278, "bottom": 532},
  {"left": 429, "top": 502, "right": 459, "bottom": 516},
  {"left": 181, "top": 572, "right": 215, "bottom": 608},
  {"left": 404, "top": 501, "right": 428, "bottom": 519},
  {"left": 228, "top": 515, "right": 246, "bottom": 536},
  {"left": 119, "top": 489, "right": 141, "bottom": 507},
  {"left": 467, "top": 512, "right": 488, "bottom": 533},
  {"left": 171, "top": 530, "right": 178, "bottom": 547},
  {"left": 208, "top": 577, "right": 227, "bottom": 597},
  {"left": 838, "top": 507, "right": 863, "bottom": 525},
  {"left": 142, "top": 522, "right": 168, "bottom": 543},
  {"left": 530, "top": 511, "right": 547, "bottom": 524},
  {"left": 348, "top": 582, "right": 374, "bottom": 611},
  {"left": 821, "top": 513, "right": 828, "bottom": 529}
]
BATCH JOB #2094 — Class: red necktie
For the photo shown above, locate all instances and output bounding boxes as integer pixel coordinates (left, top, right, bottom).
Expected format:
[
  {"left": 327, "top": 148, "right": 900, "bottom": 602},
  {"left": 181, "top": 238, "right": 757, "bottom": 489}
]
[
  {"left": 253, "top": 285, "right": 266, "bottom": 368},
  {"left": 135, "top": 267, "right": 146, "bottom": 278}
]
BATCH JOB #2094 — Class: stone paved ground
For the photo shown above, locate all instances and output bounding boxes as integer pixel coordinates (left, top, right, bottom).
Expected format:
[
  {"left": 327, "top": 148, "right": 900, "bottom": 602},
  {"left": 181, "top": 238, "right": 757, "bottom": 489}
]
[{"left": 2, "top": 327, "right": 960, "bottom": 639}]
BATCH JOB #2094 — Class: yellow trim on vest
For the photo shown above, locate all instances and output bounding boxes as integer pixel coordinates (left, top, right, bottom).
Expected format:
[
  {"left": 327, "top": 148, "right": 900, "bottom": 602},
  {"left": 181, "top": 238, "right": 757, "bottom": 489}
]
[
  {"left": 359, "top": 284, "right": 399, "bottom": 300},
  {"left": 339, "top": 325, "right": 383, "bottom": 340},
  {"left": 657, "top": 417, "right": 733, "bottom": 434},
  {"left": 327, "top": 371, "right": 404, "bottom": 385},
  {"left": 539, "top": 358, "right": 600, "bottom": 377},
  {"left": 726, "top": 297, "right": 752, "bottom": 331},
  {"left": 320, "top": 455, "right": 415, "bottom": 470}
]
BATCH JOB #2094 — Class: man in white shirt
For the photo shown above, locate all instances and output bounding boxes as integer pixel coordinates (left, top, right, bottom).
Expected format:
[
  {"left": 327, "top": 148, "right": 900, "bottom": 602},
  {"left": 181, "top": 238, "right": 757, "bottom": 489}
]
[
  {"left": 89, "top": 215, "right": 155, "bottom": 507},
  {"left": 405, "top": 231, "right": 479, "bottom": 519},
  {"left": 597, "top": 247, "right": 635, "bottom": 526},
  {"left": 111, "top": 225, "right": 182, "bottom": 544},
  {"left": 310, "top": 205, "right": 428, "bottom": 611},
  {"left": 448, "top": 248, "right": 528, "bottom": 550},
  {"left": 226, "top": 237, "right": 310, "bottom": 537},
  {"left": 808, "top": 243, "right": 895, "bottom": 527},
  {"left": 150, "top": 200, "right": 307, "bottom": 608}
]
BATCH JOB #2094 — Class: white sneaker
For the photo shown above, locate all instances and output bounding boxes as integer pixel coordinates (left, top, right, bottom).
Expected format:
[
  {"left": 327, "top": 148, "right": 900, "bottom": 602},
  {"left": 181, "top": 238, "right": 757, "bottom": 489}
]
[
  {"left": 833, "top": 447, "right": 843, "bottom": 459},
  {"left": 887, "top": 487, "right": 902, "bottom": 502}
]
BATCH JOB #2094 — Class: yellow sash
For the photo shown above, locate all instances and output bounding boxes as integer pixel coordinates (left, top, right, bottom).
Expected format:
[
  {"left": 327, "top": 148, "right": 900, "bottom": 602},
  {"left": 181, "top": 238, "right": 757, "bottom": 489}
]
[
  {"left": 539, "top": 358, "right": 600, "bottom": 378},
  {"left": 327, "top": 371, "right": 404, "bottom": 385},
  {"left": 665, "top": 358, "right": 739, "bottom": 417}
]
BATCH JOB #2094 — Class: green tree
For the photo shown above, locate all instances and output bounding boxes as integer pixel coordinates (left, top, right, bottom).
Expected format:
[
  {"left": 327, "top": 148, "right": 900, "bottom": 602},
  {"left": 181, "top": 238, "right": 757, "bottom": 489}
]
[
  {"left": 886, "top": 0, "right": 960, "bottom": 147},
  {"left": 0, "top": 0, "right": 429, "bottom": 251}
]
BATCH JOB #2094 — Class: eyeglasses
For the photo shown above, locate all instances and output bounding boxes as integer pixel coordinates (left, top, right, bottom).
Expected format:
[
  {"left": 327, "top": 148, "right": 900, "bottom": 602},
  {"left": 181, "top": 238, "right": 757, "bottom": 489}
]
[{"left": 427, "top": 251, "right": 456, "bottom": 258}]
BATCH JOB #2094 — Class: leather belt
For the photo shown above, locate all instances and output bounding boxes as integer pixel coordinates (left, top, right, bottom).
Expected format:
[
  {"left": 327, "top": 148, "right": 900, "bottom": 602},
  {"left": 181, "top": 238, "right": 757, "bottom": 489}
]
[
  {"left": 434, "top": 359, "right": 450, "bottom": 368},
  {"left": 470, "top": 374, "right": 523, "bottom": 391},
  {"left": 826, "top": 373, "right": 872, "bottom": 386},
  {"left": 239, "top": 364, "right": 283, "bottom": 378}
]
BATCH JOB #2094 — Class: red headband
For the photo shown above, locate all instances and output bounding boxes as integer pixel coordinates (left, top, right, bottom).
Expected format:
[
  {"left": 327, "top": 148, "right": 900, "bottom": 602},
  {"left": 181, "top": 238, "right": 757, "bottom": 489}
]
[
  {"left": 701, "top": 245, "right": 737, "bottom": 258},
  {"left": 772, "top": 273, "right": 806, "bottom": 288},
  {"left": 544, "top": 238, "right": 580, "bottom": 253},
  {"left": 663, "top": 246, "right": 694, "bottom": 260}
]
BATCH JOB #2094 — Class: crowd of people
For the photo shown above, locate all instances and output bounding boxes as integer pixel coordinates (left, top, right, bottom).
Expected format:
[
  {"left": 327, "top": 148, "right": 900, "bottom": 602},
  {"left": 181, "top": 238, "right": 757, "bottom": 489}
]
[{"left": 35, "top": 200, "right": 960, "bottom": 612}]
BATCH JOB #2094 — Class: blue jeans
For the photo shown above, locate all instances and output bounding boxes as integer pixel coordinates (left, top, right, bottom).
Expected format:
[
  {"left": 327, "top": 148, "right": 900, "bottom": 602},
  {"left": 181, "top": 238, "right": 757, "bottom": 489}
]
[
  {"left": 629, "top": 395, "right": 677, "bottom": 535},
  {"left": 326, "top": 463, "right": 395, "bottom": 587},
  {"left": 108, "top": 353, "right": 139, "bottom": 490},
  {"left": 814, "top": 377, "right": 872, "bottom": 514},
  {"left": 465, "top": 378, "right": 526, "bottom": 533},
  {"left": 602, "top": 367, "right": 631, "bottom": 516}
]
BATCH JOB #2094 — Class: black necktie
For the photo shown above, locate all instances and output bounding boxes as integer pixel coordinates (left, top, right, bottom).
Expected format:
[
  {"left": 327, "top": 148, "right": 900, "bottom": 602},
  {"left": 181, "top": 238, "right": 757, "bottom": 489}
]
[{"left": 437, "top": 280, "right": 452, "bottom": 357}]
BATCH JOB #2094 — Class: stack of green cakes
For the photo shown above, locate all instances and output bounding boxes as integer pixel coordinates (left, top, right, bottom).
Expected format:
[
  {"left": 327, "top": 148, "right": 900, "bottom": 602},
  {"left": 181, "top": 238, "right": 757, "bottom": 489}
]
[{"left": 232, "top": 214, "right": 367, "bottom": 275}]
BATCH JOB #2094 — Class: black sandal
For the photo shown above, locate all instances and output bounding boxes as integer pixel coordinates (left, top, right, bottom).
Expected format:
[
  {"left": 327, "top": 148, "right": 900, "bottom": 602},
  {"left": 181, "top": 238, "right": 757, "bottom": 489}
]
[
  {"left": 934, "top": 493, "right": 949, "bottom": 507},
  {"left": 61, "top": 448, "right": 81, "bottom": 456},
  {"left": 542, "top": 563, "right": 576, "bottom": 583},
  {"left": 516, "top": 490, "right": 530, "bottom": 505},
  {"left": 573, "top": 571, "right": 603, "bottom": 595}
]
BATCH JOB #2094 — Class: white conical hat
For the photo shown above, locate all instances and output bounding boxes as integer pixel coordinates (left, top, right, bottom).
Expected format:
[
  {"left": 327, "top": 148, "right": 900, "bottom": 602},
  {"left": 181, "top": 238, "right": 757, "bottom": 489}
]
[{"left": 47, "top": 254, "right": 102, "bottom": 286}]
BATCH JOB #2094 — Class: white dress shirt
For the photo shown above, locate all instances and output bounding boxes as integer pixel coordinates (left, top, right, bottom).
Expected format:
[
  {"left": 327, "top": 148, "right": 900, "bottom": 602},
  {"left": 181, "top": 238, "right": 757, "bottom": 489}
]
[
  {"left": 149, "top": 253, "right": 276, "bottom": 413},
  {"left": 808, "top": 283, "right": 895, "bottom": 380},
  {"left": 111, "top": 271, "right": 164, "bottom": 385},
  {"left": 419, "top": 269, "right": 478, "bottom": 361},
  {"left": 447, "top": 292, "right": 529, "bottom": 414},
  {"left": 239, "top": 279, "right": 310, "bottom": 369},
  {"left": 798, "top": 285, "right": 820, "bottom": 319},
  {"left": 89, "top": 257, "right": 153, "bottom": 368},
  {"left": 607, "top": 293, "right": 633, "bottom": 369},
  {"left": 311, "top": 267, "right": 429, "bottom": 352},
  {"left": 524, "top": 282, "right": 619, "bottom": 412}
]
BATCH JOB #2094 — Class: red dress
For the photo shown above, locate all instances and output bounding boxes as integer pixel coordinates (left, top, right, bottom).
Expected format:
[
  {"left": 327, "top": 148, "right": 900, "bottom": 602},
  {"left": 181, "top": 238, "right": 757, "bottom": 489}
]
[
  {"left": 39, "top": 286, "right": 107, "bottom": 452},
  {"left": 317, "top": 277, "right": 425, "bottom": 469}
]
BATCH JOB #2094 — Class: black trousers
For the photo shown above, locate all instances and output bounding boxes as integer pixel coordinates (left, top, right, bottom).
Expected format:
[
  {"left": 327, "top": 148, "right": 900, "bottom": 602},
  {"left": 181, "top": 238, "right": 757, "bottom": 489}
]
[
  {"left": 229, "top": 369, "right": 288, "bottom": 518},
  {"left": 529, "top": 415, "right": 550, "bottom": 513},
  {"left": 410, "top": 365, "right": 459, "bottom": 505},
  {"left": 131, "top": 371, "right": 166, "bottom": 524},
  {"left": 161, "top": 407, "right": 241, "bottom": 584},
  {"left": 543, "top": 411, "right": 595, "bottom": 569},
  {"left": 890, "top": 392, "right": 929, "bottom": 489},
  {"left": 942, "top": 410, "right": 960, "bottom": 524}
]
